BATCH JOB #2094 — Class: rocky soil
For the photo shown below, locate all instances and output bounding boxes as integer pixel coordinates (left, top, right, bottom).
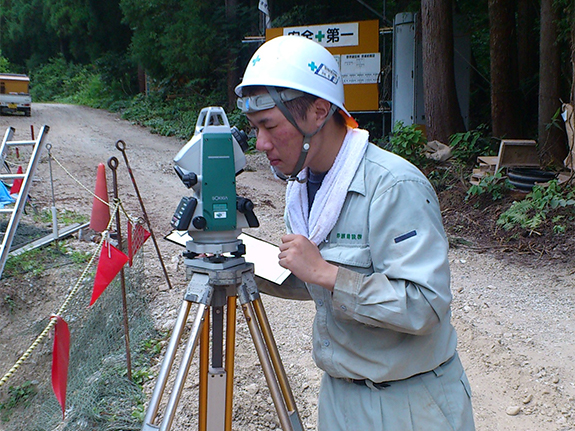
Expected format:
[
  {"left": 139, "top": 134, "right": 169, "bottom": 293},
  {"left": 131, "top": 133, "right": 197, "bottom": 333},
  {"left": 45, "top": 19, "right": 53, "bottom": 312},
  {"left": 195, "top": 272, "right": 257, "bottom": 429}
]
[{"left": 1, "top": 104, "right": 574, "bottom": 430}]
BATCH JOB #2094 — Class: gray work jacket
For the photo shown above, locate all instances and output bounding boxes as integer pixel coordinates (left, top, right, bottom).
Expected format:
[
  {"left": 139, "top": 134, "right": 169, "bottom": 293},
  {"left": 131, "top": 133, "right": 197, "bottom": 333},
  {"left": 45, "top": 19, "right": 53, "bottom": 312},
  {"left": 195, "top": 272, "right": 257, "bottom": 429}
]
[{"left": 257, "top": 143, "right": 457, "bottom": 383}]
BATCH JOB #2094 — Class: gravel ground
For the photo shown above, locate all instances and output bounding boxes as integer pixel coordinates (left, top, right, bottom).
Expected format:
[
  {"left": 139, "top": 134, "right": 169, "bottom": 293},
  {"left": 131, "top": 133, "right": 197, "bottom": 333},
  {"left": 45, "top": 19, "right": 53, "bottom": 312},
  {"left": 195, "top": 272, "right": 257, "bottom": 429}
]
[{"left": 1, "top": 104, "right": 574, "bottom": 430}]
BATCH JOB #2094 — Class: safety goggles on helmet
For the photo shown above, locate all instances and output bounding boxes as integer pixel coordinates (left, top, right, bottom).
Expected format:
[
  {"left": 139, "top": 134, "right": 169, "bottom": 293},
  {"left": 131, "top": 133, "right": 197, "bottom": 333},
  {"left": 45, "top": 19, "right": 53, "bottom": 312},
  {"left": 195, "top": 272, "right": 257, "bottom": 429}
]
[{"left": 236, "top": 88, "right": 304, "bottom": 114}]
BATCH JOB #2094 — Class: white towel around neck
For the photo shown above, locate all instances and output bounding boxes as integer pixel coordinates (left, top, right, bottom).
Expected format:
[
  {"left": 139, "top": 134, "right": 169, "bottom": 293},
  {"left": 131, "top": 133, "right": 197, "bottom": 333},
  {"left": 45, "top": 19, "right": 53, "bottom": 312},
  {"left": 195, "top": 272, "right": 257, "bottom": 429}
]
[{"left": 286, "top": 127, "right": 369, "bottom": 245}]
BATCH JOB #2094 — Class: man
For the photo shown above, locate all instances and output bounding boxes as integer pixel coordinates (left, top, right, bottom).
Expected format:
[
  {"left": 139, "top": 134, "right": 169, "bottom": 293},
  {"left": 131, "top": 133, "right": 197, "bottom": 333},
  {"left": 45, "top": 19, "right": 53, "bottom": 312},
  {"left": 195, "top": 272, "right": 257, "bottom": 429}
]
[{"left": 235, "top": 35, "right": 475, "bottom": 431}]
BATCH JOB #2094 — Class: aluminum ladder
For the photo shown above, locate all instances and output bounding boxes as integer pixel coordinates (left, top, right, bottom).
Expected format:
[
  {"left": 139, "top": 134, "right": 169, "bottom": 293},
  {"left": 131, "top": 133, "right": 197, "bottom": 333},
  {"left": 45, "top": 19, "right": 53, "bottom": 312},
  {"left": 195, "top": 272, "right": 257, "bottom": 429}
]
[{"left": 0, "top": 125, "right": 50, "bottom": 279}]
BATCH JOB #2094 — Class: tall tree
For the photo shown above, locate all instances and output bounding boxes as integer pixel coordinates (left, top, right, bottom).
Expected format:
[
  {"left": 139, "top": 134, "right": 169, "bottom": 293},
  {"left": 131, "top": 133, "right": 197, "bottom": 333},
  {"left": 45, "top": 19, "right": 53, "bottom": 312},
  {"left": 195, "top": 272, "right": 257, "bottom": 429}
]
[
  {"left": 488, "top": 0, "right": 522, "bottom": 138},
  {"left": 226, "top": 0, "right": 239, "bottom": 111},
  {"left": 420, "top": 0, "right": 465, "bottom": 143},
  {"left": 517, "top": 0, "right": 539, "bottom": 133},
  {"left": 121, "top": 0, "right": 254, "bottom": 100},
  {"left": 43, "top": 0, "right": 92, "bottom": 62},
  {"left": 572, "top": 6, "right": 575, "bottom": 104},
  {"left": 1, "top": 0, "right": 59, "bottom": 68},
  {"left": 538, "top": 0, "right": 566, "bottom": 163}
]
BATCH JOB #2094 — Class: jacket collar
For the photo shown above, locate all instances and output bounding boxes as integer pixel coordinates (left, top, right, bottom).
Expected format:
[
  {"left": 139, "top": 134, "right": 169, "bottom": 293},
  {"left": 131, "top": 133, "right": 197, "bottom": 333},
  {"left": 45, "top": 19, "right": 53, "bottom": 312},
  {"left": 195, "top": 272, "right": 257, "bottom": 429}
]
[{"left": 347, "top": 151, "right": 367, "bottom": 196}]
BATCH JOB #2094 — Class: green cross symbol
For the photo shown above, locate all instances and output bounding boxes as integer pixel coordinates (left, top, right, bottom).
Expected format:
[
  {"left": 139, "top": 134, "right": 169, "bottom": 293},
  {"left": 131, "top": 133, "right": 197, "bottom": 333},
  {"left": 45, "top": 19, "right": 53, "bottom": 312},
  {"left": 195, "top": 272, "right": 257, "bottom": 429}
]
[
  {"left": 315, "top": 31, "right": 325, "bottom": 42},
  {"left": 252, "top": 55, "right": 261, "bottom": 66},
  {"left": 308, "top": 61, "right": 317, "bottom": 71}
]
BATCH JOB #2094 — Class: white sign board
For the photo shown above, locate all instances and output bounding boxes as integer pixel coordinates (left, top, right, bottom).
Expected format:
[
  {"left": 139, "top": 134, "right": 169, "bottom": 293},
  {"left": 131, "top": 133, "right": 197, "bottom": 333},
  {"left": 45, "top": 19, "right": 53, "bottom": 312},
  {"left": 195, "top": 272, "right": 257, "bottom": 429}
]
[
  {"left": 283, "top": 22, "right": 359, "bottom": 47},
  {"left": 340, "top": 53, "right": 381, "bottom": 84}
]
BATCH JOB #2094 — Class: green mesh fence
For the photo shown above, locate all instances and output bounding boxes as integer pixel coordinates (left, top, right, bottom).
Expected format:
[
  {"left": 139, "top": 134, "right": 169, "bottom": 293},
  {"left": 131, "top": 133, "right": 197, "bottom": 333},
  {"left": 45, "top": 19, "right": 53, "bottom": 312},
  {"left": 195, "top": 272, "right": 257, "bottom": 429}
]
[{"left": 0, "top": 243, "right": 158, "bottom": 431}]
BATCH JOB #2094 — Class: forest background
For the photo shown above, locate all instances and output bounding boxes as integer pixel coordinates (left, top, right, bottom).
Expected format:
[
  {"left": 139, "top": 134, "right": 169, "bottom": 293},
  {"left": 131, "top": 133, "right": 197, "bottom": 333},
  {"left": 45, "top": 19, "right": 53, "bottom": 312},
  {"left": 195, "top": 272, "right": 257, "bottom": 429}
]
[{"left": 0, "top": 0, "right": 573, "bottom": 158}]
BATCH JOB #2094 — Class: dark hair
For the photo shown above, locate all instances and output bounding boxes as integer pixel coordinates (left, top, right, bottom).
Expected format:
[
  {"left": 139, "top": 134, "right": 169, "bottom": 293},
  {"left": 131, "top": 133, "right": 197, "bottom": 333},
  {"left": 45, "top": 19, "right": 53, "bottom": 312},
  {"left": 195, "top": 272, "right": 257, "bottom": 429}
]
[{"left": 284, "top": 92, "right": 317, "bottom": 121}]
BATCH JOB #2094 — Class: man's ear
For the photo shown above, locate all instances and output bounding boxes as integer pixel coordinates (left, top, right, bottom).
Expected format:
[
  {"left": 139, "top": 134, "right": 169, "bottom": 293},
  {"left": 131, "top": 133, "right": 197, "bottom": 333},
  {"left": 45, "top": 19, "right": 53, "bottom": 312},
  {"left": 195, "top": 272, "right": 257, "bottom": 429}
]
[{"left": 311, "top": 98, "right": 332, "bottom": 125}]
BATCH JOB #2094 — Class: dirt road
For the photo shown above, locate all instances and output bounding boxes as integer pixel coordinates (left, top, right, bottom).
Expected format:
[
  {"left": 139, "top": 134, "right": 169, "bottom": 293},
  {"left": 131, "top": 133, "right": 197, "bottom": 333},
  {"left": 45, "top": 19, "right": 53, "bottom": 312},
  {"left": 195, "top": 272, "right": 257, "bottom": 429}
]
[{"left": 1, "top": 104, "right": 574, "bottom": 430}]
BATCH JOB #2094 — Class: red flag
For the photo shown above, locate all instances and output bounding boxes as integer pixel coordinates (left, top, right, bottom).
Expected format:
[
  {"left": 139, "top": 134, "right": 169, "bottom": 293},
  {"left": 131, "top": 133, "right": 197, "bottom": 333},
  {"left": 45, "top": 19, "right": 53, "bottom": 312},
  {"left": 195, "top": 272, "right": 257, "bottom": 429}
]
[
  {"left": 127, "top": 220, "right": 151, "bottom": 266},
  {"left": 90, "top": 241, "right": 129, "bottom": 306},
  {"left": 10, "top": 166, "right": 23, "bottom": 195},
  {"left": 51, "top": 315, "right": 70, "bottom": 418}
]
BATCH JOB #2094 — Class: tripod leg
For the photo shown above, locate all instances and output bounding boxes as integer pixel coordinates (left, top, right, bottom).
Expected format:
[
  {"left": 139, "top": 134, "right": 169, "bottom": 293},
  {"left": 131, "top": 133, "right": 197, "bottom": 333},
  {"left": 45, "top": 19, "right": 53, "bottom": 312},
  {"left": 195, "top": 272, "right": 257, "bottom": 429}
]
[
  {"left": 142, "top": 300, "right": 192, "bottom": 430},
  {"left": 199, "top": 292, "right": 238, "bottom": 431},
  {"left": 225, "top": 295, "right": 237, "bottom": 431},
  {"left": 161, "top": 303, "right": 208, "bottom": 431},
  {"left": 241, "top": 301, "right": 303, "bottom": 431},
  {"left": 237, "top": 268, "right": 304, "bottom": 431},
  {"left": 199, "top": 311, "right": 209, "bottom": 430},
  {"left": 252, "top": 297, "right": 303, "bottom": 428}
]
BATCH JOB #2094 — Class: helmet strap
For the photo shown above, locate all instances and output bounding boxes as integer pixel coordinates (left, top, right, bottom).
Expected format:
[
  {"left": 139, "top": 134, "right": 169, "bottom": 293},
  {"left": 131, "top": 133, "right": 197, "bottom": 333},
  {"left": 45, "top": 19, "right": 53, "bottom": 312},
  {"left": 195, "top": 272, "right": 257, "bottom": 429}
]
[{"left": 266, "top": 86, "right": 337, "bottom": 183}]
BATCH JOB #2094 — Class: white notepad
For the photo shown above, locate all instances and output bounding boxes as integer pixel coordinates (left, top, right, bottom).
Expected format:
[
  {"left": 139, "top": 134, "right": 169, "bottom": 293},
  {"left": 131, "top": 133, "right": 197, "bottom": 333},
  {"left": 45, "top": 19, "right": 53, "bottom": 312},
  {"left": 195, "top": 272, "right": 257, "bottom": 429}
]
[{"left": 165, "top": 231, "right": 291, "bottom": 285}]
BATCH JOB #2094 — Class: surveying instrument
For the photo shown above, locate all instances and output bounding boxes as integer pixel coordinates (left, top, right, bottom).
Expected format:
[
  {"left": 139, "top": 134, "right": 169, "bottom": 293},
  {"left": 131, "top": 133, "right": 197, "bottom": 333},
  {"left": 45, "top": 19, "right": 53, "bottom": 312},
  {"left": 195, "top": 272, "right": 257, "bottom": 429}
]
[{"left": 141, "top": 107, "right": 303, "bottom": 431}]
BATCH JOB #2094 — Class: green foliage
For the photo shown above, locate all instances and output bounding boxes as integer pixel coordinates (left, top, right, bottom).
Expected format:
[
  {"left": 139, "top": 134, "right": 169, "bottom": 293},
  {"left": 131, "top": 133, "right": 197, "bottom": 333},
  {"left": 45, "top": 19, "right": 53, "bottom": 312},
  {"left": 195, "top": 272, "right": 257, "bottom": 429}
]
[
  {"left": 120, "top": 0, "right": 252, "bottom": 98},
  {"left": 273, "top": 4, "right": 336, "bottom": 27},
  {"left": 2, "top": 242, "right": 78, "bottom": 279},
  {"left": 131, "top": 402, "right": 146, "bottom": 422},
  {"left": 34, "top": 209, "right": 88, "bottom": 225},
  {"left": 497, "top": 181, "right": 575, "bottom": 232},
  {"left": 60, "top": 74, "right": 115, "bottom": 108},
  {"left": 67, "top": 248, "right": 92, "bottom": 265},
  {"left": 383, "top": 121, "right": 428, "bottom": 167},
  {"left": 30, "top": 55, "right": 136, "bottom": 110},
  {"left": 0, "top": 0, "right": 59, "bottom": 68},
  {"left": 0, "top": 56, "right": 11, "bottom": 73},
  {"left": 0, "top": 381, "right": 37, "bottom": 422},
  {"left": 42, "top": 0, "right": 131, "bottom": 63},
  {"left": 120, "top": 89, "right": 237, "bottom": 139},
  {"left": 466, "top": 171, "right": 511, "bottom": 202},
  {"left": 449, "top": 124, "right": 493, "bottom": 164},
  {"left": 121, "top": 93, "right": 199, "bottom": 139},
  {"left": 94, "top": 52, "right": 139, "bottom": 97},
  {"left": 554, "top": 0, "right": 574, "bottom": 48},
  {"left": 131, "top": 367, "right": 152, "bottom": 389},
  {"left": 3, "top": 295, "right": 16, "bottom": 313},
  {"left": 30, "top": 56, "right": 89, "bottom": 101},
  {"left": 4, "top": 249, "right": 47, "bottom": 278},
  {"left": 2, "top": 0, "right": 130, "bottom": 67},
  {"left": 545, "top": 106, "right": 565, "bottom": 133},
  {"left": 227, "top": 108, "right": 257, "bottom": 152},
  {"left": 552, "top": 215, "right": 566, "bottom": 234},
  {"left": 141, "top": 334, "right": 167, "bottom": 357},
  {"left": 427, "top": 165, "right": 463, "bottom": 193}
]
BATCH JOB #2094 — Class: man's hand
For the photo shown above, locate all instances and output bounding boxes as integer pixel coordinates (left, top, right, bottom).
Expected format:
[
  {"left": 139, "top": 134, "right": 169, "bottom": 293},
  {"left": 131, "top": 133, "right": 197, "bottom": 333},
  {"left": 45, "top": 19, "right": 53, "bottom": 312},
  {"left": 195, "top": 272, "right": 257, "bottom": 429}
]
[{"left": 278, "top": 234, "right": 338, "bottom": 291}]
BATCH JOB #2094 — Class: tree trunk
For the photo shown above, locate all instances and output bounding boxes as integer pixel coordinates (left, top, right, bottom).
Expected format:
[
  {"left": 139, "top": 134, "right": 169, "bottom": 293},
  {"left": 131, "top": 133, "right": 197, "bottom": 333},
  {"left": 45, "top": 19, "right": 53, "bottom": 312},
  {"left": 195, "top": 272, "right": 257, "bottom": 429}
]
[
  {"left": 538, "top": 0, "right": 566, "bottom": 164},
  {"left": 421, "top": 0, "right": 465, "bottom": 144},
  {"left": 138, "top": 65, "right": 146, "bottom": 94},
  {"left": 226, "top": 0, "right": 240, "bottom": 112},
  {"left": 517, "top": 0, "right": 539, "bottom": 133},
  {"left": 571, "top": 6, "right": 575, "bottom": 104},
  {"left": 489, "top": 0, "right": 522, "bottom": 138}
]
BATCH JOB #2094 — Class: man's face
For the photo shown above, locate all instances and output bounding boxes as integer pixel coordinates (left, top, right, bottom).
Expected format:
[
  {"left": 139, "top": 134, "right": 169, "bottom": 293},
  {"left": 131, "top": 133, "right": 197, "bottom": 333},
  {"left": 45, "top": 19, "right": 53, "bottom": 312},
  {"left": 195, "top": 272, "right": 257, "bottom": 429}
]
[{"left": 246, "top": 106, "right": 308, "bottom": 176}]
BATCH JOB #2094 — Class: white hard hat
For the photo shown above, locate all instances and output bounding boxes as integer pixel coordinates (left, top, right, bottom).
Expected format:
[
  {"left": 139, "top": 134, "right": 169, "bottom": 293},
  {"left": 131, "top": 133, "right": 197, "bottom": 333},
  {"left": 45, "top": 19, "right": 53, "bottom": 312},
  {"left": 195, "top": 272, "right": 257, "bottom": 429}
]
[{"left": 235, "top": 35, "right": 350, "bottom": 117}]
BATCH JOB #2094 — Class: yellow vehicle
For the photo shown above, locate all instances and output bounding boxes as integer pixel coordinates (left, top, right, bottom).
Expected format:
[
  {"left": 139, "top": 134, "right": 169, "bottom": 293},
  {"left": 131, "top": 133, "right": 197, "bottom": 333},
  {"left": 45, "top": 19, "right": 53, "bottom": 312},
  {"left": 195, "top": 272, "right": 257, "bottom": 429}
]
[{"left": 0, "top": 73, "right": 31, "bottom": 117}]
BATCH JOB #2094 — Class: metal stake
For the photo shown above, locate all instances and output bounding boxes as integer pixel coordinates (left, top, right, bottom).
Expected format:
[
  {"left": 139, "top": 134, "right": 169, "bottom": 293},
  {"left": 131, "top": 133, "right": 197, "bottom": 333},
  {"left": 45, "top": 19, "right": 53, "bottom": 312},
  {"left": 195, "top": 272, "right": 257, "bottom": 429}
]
[
  {"left": 108, "top": 156, "right": 132, "bottom": 381},
  {"left": 116, "top": 140, "right": 173, "bottom": 290}
]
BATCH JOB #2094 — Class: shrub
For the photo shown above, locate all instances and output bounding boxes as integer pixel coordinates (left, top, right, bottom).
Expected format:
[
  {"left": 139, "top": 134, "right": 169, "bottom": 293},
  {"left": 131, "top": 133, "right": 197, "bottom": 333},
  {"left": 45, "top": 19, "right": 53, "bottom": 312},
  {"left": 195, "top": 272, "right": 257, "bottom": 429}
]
[
  {"left": 449, "top": 124, "right": 494, "bottom": 164},
  {"left": 497, "top": 180, "right": 575, "bottom": 232},
  {"left": 466, "top": 170, "right": 511, "bottom": 202},
  {"left": 0, "top": 55, "right": 11, "bottom": 73},
  {"left": 382, "top": 121, "right": 428, "bottom": 167},
  {"left": 30, "top": 55, "right": 136, "bottom": 110}
]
